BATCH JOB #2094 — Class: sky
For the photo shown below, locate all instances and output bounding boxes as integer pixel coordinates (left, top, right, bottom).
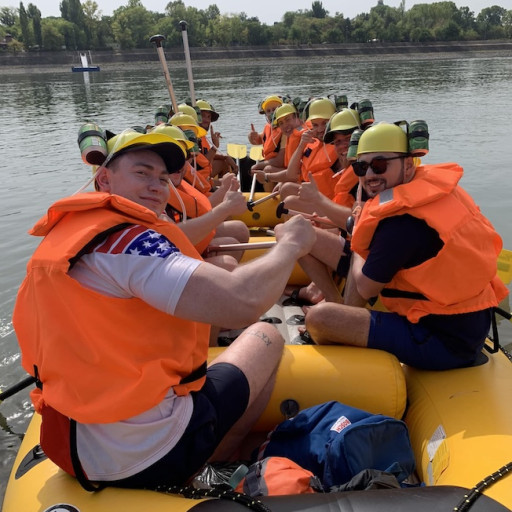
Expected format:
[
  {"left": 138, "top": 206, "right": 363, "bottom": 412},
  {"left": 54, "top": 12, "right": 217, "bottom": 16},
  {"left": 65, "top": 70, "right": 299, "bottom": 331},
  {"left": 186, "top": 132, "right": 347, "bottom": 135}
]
[{"left": 2, "top": 0, "right": 508, "bottom": 23}]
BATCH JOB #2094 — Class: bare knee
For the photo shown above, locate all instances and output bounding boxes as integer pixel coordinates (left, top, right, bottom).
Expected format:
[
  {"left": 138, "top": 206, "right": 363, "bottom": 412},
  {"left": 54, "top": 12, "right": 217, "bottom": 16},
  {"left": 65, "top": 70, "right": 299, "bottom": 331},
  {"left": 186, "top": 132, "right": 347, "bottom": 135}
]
[{"left": 306, "top": 302, "right": 339, "bottom": 344}]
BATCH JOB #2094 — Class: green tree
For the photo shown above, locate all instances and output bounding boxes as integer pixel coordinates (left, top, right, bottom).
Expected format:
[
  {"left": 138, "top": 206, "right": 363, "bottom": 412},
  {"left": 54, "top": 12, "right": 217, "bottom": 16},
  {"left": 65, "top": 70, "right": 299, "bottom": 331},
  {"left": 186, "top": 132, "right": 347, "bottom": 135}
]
[
  {"left": 27, "top": 3, "right": 42, "bottom": 47},
  {"left": 1, "top": 6, "right": 17, "bottom": 26},
  {"left": 18, "top": 2, "right": 33, "bottom": 47},
  {"left": 310, "top": 1, "right": 327, "bottom": 19},
  {"left": 41, "top": 17, "right": 65, "bottom": 49},
  {"left": 477, "top": 5, "right": 506, "bottom": 39},
  {"left": 111, "top": 0, "right": 156, "bottom": 48}
]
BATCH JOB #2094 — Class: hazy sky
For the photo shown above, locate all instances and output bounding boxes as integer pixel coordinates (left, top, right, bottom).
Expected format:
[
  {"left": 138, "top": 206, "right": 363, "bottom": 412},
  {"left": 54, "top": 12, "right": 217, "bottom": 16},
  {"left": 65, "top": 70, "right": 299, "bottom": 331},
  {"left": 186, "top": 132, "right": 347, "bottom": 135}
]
[{"left": 4, "top": 0, "right": 507, "bottom": 23}]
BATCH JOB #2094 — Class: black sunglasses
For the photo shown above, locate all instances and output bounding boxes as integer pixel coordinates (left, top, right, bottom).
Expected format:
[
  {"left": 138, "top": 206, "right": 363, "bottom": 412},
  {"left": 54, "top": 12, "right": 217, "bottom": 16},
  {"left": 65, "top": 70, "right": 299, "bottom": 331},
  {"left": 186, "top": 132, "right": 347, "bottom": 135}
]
[{"left": 352, "top": 155, "right": 405, "bottom": 177}]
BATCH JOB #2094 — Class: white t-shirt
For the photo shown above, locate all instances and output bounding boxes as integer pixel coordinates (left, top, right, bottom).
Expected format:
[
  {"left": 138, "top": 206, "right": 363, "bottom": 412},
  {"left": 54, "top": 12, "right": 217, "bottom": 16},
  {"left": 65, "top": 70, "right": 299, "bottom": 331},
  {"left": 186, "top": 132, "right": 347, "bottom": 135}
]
[{"left": 68, "top": 224, "right": 202, "bottom": 480}]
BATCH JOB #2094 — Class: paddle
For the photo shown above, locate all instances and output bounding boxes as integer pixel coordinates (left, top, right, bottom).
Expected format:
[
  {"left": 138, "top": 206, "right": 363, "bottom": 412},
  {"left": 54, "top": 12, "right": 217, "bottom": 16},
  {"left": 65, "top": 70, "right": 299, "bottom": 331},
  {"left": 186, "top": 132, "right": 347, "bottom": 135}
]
[
  {"left": 250, "top": 145, "right": 264, "bottom": 162},
  {"left": 226, "top": 144, "right": 247, "bottom": 182},
  {"left": 226, "top": 144, "right": 247, "bottom": 161},
  {"left": 179, "top": 21, "right": 196, "bottom": 106},
  {"left": 0, "top": 375, "right": 36, "bottom": 403},
  {"left": 149, "top": 34, "right": 179, "bottom": 113},
  {"left": 206, "top": 241, "right": 276, "bottom": 253},
  {"left": 276, "top": 202, "right": 339, "bottom": 228},
  {"left": 247, "top": 190, "right": 280, "bottom": 211}
]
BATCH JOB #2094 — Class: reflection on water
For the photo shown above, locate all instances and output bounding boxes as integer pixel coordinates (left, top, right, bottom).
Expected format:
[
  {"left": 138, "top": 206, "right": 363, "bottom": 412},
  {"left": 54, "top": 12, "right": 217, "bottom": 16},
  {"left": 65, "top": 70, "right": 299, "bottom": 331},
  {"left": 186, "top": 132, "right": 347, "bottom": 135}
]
[{"left": 1, "top": 55, "right": 512, "bottom": 499}]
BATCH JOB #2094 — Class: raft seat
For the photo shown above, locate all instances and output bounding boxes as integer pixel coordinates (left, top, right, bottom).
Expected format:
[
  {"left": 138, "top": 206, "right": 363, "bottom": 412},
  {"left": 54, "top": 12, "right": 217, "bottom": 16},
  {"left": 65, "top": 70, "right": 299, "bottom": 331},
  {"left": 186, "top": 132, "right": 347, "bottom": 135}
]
[
  {"left": 209, "top": 344, "right": 408, "bottom": 431},
  {"left": 232, "top": 192, "right": 283, "bottom": 228}
]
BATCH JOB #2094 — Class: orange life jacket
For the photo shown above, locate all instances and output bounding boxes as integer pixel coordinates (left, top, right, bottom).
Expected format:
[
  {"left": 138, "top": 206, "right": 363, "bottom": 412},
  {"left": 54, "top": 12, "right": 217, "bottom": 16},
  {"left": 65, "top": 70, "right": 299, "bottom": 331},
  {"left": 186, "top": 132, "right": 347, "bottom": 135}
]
[
  {"left": 168, "top": 180, "right": 216, "bottom": 254},
  {"left": 333, "top": 165, "right": 358, "bottom": 209},
  {"left": 351, "top": 163, "right": 508, "bottom": 323},
  {"left": 262, "top": 123, "right": 282, "bottom": 160},
  {"left": 300, "top": 140, "right": 338, "bottom": 199},
  {"left": 13, "top": 193, "right": 210, "bottom": 424},
  {"left": 284, "top": 128, "right": 306, "bottom": 167},
  {"left": 183, "top": 161, "right": 213, "bottom": 196},
  {"left": 196, "top": 139, "right": 213, "bottom": 180}
]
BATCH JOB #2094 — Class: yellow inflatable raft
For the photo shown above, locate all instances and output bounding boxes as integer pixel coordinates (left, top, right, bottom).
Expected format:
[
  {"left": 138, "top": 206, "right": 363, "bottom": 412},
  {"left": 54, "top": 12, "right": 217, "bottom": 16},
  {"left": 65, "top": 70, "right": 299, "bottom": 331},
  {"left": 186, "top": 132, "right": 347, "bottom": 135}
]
[{"left": 3, "top": 345, "right": 512, "bottom": 512}]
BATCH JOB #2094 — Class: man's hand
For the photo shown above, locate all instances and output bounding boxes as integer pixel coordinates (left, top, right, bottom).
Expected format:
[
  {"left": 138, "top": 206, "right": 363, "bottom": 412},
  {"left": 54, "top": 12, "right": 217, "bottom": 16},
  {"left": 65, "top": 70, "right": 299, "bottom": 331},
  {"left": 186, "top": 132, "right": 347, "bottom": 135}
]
[
  {"left": 248, "top": 123, "right": 262, "bottom": 145},
  {"left": 274, "top": 215, "right": 316, "bottom": 259},
  {"left": 298, "top": 172, "right": 322, "bottom": 204},
  {"left": 222, "top": 184, "right": 248, "bottom": 216},
  {"left": 210, "top": 126, "right": 221, "bottom": 148}
]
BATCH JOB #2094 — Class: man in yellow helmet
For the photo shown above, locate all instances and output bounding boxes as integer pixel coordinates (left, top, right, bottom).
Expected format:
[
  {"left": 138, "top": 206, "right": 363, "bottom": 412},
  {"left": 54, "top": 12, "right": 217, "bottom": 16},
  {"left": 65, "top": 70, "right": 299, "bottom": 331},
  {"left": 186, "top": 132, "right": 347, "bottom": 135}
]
[
  {"left": 248, "top": 95, "right": 284, "bottom": 159},
  {"left": 196, "top": 99, "right": 238, "bottom": 181},
  {"left": 13, "top": 129, "right": 317, "bottom": 490},
  {"left": 302, "top": 121, "right": 508, "bottom": 370}
]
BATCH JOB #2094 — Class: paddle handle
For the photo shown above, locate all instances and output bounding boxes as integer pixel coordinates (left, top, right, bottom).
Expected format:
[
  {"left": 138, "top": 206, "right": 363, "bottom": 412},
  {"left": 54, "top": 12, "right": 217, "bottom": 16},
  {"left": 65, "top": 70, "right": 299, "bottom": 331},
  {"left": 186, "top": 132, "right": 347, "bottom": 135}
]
[
  {"left": 0, "top": 375, "right": 36, "bottom": 403},
  {"left": 276, "top": 202, "right": 338, "bottom": 228}
]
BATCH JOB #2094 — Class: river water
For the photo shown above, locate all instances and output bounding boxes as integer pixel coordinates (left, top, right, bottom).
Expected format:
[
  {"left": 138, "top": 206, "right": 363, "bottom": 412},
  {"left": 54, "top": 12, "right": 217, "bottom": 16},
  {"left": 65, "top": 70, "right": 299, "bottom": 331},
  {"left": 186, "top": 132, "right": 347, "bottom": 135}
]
[{"left": 1, "top": 54, "right": 512, "bottom": 501}]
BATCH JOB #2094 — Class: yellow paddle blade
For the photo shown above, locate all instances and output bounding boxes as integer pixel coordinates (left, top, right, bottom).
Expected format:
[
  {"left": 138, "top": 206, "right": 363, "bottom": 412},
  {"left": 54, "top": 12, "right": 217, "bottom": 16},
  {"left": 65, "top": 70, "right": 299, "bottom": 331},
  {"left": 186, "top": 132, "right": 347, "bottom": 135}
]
[
  {"left": 227, "top": 143, "right": 247, "bottom": 160},
  {"left": 250, "top": 145, "right": 263, "bottom": 161},
  {"left": 497, "top": 248, "right": 512, "bottom": 285}
]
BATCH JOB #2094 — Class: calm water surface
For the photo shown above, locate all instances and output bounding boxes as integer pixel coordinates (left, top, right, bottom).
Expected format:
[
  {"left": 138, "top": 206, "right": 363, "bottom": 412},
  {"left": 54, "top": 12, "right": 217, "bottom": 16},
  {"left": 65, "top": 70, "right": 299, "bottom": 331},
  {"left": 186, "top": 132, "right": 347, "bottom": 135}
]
[{"left": 1, "top": 54, "right": 512, "bottom": 500}]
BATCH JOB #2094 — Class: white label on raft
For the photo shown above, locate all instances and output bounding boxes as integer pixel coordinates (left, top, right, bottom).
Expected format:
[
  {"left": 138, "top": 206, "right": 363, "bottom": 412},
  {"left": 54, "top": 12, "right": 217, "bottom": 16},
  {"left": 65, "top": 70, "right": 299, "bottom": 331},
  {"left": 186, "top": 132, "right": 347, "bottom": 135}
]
[{"left": 426, "top": 424, "right": 449, "bottom": 485}]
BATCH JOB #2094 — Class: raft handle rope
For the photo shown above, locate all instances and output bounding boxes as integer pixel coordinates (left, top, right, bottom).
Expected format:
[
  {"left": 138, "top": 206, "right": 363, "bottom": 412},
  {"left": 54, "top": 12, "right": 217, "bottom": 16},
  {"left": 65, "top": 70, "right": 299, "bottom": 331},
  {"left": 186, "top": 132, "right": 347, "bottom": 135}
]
[
  {"left": 452, "top": 460, "right": 512, "bottom": 512},
  {"left": 487, "top": 307, "right": 512, "bottom": 359},
  {"left": 151, "top": 483, "right": 272, "bottom": 512}
]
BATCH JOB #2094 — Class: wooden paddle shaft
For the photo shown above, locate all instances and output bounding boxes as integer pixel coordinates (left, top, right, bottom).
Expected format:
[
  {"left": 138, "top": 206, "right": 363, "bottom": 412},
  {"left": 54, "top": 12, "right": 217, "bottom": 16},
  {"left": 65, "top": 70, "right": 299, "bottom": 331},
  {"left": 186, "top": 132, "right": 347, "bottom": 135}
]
[
  {"left": 248, "top": 190, "right": 280, "bottom": 208},
  {"left": 179, "top": 21, "right": 196, "bottom": 105},
  {"left": 207, "top": 241, "right": 276, "bottom": 252},
  {"left": 150, "top": 35, "right": 179, "bottom": 112},
  {"left": 281, "top": 206, "right": 338, "bottom": 228}
]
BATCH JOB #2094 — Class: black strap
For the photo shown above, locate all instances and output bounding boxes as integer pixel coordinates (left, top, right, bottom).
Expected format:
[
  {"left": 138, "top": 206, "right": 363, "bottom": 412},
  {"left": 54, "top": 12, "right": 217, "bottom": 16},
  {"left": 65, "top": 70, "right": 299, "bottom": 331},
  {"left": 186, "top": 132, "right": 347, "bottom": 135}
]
[
  {"left": 180, "top": 361, "right": 207, "bottom": 385},
  {"left": 380, "top": 288, "right": 429, "bottom": 301},
  {"left": 70, "top": 419, "right": 105, "bottom": 492}
]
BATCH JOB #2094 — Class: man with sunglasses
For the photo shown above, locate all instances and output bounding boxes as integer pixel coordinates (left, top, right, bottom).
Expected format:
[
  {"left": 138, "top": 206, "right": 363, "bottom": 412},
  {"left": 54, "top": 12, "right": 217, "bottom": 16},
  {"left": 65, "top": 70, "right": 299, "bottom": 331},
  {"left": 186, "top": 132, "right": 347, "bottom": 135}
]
[
  {"left": 13, "top": 130, "right": 317, "bottom": 490},
  {"left": 304, "top": 122, "right": 508, "bottom": 371}
]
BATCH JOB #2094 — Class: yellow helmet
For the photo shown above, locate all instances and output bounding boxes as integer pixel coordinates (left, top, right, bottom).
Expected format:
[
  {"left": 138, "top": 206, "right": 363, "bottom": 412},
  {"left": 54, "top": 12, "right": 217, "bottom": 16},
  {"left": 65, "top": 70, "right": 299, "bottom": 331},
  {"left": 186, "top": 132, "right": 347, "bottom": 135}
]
[
  {"left": 169, "top": 113, "right": 207, "bottom": 138},
  {"left": 357, "top": 123, "right": 408, "bottom": 155},
  {"left": 272, "top": 103, "right": 298, "bottom": 127},
  {"left": 324, "top": 109, "right": 361, "bottom": 143},
  {"left": 261, "top": 95, "right": 283, "bottom": 112},
  {"left": 305, "top": 98, "right": 336, "bottom": 122},
  {"left": 150, "top": 124, "right": 195, "bottom": 152},
  {"left": 196, "top": 99, "right": 219, "bottom": 122},
  {"left": 105, "top": 129, "right": 186, "bottom": 173},
  {"left": 178, "top": 103, "right": 200, "bottom": 123}
]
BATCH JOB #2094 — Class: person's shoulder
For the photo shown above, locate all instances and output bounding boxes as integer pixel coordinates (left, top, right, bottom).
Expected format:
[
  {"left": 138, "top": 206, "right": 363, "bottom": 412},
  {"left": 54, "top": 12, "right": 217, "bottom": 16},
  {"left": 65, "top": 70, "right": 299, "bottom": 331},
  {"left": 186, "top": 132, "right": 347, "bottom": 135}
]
[{"left": 94, "top": 224, "right": 180, "bottom": 259}]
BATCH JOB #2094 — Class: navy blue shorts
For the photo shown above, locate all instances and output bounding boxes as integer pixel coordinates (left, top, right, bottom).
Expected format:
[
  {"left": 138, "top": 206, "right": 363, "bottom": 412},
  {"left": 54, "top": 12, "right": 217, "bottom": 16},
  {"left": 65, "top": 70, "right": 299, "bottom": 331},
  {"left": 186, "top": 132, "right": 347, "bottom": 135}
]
[
  {"left": 110, "top": 362, "right": 250, "bottom": 488},
  {"left": 367, "top": 310, "right": 487, "bottom": 370}
]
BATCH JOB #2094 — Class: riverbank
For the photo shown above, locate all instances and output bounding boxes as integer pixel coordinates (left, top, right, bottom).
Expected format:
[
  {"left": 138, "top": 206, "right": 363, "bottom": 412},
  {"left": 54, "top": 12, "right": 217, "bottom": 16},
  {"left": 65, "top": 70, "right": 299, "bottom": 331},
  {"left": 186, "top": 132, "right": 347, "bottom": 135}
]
[{"left": 1, "top": 40, "right": 512, "bottom": 73}]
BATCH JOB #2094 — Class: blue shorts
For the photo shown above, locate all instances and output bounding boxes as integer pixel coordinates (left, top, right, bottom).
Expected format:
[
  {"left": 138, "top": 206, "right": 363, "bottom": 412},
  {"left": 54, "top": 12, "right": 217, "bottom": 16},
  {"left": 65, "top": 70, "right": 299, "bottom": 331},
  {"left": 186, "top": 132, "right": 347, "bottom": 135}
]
[
  {"left": 110, "top": 362, "right": 250, "bottom": 488},
  {"left": 367, "top": 310, "right": 488, "bottom": 370}
]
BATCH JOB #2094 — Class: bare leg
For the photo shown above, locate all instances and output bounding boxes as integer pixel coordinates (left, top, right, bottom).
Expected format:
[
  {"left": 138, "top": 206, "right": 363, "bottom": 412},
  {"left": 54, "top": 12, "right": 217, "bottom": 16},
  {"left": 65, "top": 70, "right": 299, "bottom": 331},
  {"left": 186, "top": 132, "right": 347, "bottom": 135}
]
[
  {"left": 215, "top": 220, "right": 250, "bottom": 244},
  {"left": 306, "top": 302, "right": 371, "bottom": 347},
  {"left": 208, "top": 322, "right": 284, "bottom": 461}
]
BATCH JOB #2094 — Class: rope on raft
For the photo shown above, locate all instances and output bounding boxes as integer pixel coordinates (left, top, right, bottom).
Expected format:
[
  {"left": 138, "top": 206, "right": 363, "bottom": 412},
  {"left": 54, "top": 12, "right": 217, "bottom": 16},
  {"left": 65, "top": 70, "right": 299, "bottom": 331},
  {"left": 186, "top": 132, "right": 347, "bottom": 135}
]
[
  {"left": 150, "top": 483, "right": 273, "bottom": 511},
  {"left": 452, "top": 460, "right": 512, "bottom": 512}
]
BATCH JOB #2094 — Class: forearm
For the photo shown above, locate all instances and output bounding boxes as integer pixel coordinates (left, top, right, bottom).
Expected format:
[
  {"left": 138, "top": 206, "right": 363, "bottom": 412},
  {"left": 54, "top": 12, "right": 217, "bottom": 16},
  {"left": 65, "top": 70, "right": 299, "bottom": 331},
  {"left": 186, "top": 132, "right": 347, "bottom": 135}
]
[
  {"left": 178, "top": 204, "right": 231, "bottom": 244},
  {"left": 177, "top": 240, "right": 306, "bottom": 327}
]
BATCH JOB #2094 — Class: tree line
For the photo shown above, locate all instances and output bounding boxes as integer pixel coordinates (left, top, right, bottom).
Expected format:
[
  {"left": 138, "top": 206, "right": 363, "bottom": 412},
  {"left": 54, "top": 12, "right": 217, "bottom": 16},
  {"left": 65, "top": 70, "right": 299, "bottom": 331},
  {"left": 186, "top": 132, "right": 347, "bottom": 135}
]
[{"left": 1, "top": 0, "right": 511, "bottom": 52}]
